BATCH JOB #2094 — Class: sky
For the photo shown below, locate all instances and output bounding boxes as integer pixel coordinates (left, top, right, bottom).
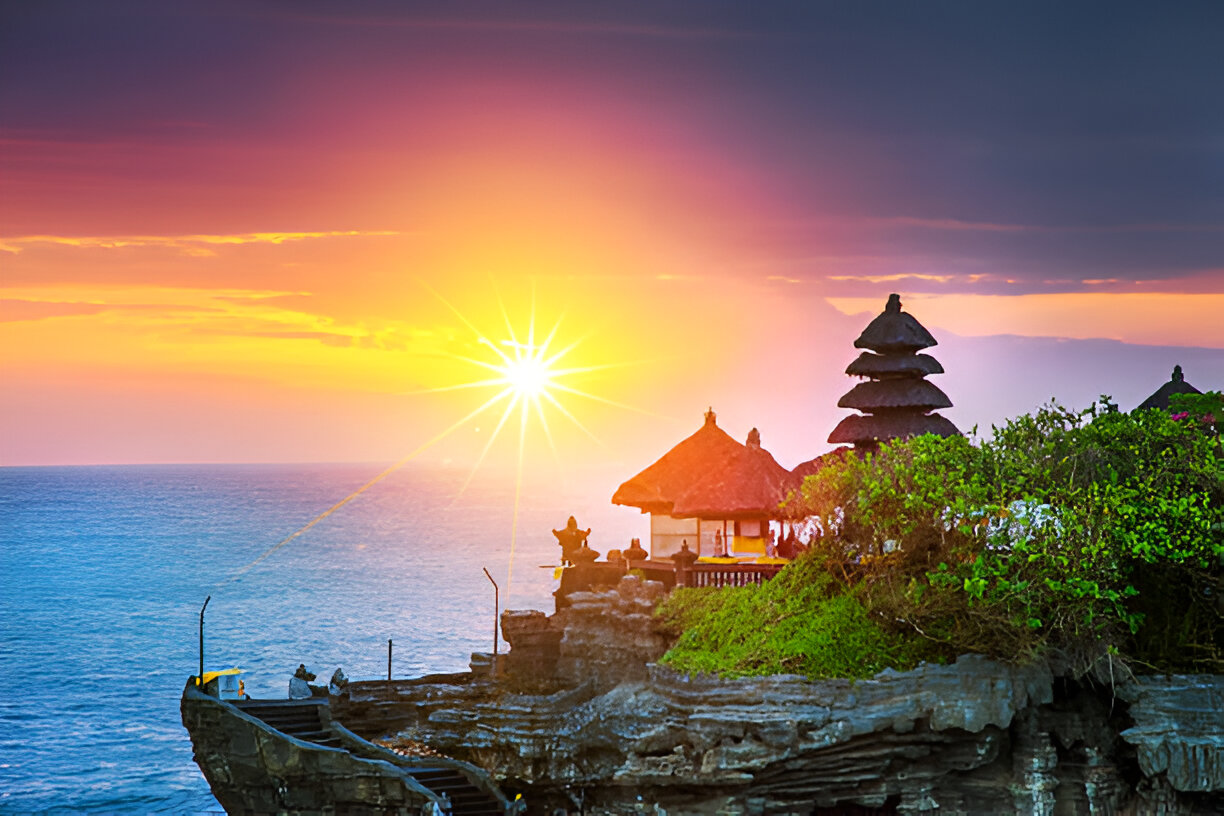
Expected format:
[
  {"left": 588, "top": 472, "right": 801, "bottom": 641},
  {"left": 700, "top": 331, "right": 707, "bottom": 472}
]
[{"left": 2, "top": 1, "right": 1222, "bottom": 477}]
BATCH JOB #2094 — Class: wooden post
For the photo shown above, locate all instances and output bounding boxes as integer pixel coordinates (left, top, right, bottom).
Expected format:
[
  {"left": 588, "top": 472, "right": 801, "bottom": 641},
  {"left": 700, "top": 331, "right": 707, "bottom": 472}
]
[{"left": 387, "top": 639, "right": 392, "bottom": 682}]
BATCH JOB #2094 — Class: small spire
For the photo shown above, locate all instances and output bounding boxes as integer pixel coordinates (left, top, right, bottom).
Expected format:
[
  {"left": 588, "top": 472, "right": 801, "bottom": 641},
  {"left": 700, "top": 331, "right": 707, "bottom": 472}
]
[
  {"left": 746, "top": 427, "right": 761, "bottom": 447},
  {"left": 1172, "top": 365, "right": 1184, "bottom": 382},
  {"left": 704, "top": 407, "right": 717, "bottom": 426},
  {"left": 885, "top": 293, "right": 901, "bottom": 314}
]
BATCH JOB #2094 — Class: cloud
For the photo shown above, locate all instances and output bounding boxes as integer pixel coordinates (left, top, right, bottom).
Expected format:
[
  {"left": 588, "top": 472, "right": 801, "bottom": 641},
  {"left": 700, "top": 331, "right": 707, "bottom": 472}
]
[
  {"left": 0, "top": 230, "right": 402, "bottom": 257},
  {"left": 859, "top": 217, "right": 1224, "bottom": 234},
  {"left": 827, "top": 273, "right": 962, "bottom": 284},
  {"left": 0, "top": 299, "right": 110, "bottom": 322},
  {"left": 0, "top": 297, "right": 226, "bottom": 323},
  {"left": 0, "top": 283, "right": 431, "bottom": 358},
  {"left": 242, "top": 9, "right": 752, "bottom": 41}
]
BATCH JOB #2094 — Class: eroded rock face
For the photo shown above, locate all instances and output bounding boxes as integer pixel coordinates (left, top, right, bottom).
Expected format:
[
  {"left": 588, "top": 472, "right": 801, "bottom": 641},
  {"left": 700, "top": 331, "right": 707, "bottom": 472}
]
[
  {"left": 1120, "top": 675, "right": 1224, "bottom": 794},
  {"left": 339, "top": 659, "right": 1055, "bottom": 814},
  {"left": 552, "top": 576, "right": 672, "bottom": 687},
  {"left": 331, "top": 577, "right": 1224, "bottom": 815}
]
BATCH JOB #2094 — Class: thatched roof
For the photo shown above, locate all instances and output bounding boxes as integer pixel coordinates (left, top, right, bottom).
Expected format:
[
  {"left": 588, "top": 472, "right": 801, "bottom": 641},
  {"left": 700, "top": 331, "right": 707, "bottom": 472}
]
[
  {"left": 671, "top": 443, "right": 795, "bottom": 519},
  {"left": 828, "top": 411, "right": 959, "bottom": 445},
  {"left": 1136, "top": 365, "right": 1203, "bottom": 411},
  {"left": 612, "top": 410, "right": 794, "bottom": 519},
  {"left": 837, "top": 379, "right": 953, "bottom": 412},
  {"left": 846, "top": 351, "right": 944, "bottom": 379},
  {"left": 853, "top": 294, "right": 937, "bottom": 353}
]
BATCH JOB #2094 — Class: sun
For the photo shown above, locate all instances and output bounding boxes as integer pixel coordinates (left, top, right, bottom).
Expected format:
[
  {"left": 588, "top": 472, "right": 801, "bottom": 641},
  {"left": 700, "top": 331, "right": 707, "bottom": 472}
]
[
  {"left": 501, "top": 351, "right": 553, "bottom": 399},
  {"left": 428, "top": 288, "right": 639, "bottom": 478}
]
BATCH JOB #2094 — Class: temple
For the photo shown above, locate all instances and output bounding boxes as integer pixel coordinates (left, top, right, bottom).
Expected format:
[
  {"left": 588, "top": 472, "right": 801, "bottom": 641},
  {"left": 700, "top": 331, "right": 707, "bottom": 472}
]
[
  {"left": 828, "top": 293, "right": 960, "bottom": 450},
  {"left": 611, "top": 409, "right": 793, "bottom": 558},
  {"left": 1135, "top": 364, "right": 1203, "bottom": 411}
]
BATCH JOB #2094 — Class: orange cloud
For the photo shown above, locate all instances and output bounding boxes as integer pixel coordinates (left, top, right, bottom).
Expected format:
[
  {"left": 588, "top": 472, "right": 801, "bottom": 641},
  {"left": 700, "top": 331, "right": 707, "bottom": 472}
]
[{"left": 0, "top": 230, "right": 401, "bottom": 257}]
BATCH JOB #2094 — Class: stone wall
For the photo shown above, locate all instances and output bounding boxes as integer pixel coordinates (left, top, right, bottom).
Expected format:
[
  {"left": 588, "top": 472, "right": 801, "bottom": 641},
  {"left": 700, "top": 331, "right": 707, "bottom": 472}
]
[
  {"left": 553, "top": 575, "right": 672, "bottom": 687},
  {"left": 499, "top": 575, "right": 672, "bottom": 689}
]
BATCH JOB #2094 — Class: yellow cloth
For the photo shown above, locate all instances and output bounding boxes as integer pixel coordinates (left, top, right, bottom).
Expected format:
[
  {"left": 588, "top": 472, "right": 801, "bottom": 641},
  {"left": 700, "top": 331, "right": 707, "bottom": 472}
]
[
  {"left": 754, "top": 556, "right": 790, "bottom": 565},
  {"left": 697, "top": 556, "right": 742, "bottom": 564},
  {"left": 553, "top": 566, "right": 565, "bottom": 580},
  {"left": 734, "top": 538, "right": 767, "bottom": 554},
  {"left": 200, "top": 668, "right": 242, "bottom": 685}
]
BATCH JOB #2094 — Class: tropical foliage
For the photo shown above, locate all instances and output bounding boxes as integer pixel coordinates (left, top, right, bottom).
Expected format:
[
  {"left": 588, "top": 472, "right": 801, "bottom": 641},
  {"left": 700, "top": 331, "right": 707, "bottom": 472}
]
[{"left": 657, "top": 396, "right": 1223, "bottom": 677}]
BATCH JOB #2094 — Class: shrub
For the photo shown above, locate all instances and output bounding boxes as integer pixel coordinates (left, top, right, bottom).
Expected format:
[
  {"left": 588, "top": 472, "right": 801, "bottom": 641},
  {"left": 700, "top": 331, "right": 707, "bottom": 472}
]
[
  {"left": 791, "top": 399, "right": 1224, "bottom": 673},
  {"left": 654, "top": 553, "right": 942, "bottom": 679}
]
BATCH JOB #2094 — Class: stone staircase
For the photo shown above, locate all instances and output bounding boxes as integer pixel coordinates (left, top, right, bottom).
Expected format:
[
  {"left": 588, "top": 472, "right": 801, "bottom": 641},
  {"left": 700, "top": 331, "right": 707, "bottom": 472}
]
[
  {"left": 235, "top": 699, "right": 505, "bottom": 815},
  {"left": 236, "top": 700, "right": 341, "bottom": 748}
]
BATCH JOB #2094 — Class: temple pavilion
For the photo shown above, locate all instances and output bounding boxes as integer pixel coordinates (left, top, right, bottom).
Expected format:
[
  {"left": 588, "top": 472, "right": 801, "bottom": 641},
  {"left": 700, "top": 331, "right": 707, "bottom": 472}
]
[
  {"left": 829, "top": 293, "right": 960, "bottom": 450},
  {"left": 612, "top": 409, "right": 794, "bottom": 559},
  {"left": 1136, "top": 365, "right": 1203, "bottom": 411}
]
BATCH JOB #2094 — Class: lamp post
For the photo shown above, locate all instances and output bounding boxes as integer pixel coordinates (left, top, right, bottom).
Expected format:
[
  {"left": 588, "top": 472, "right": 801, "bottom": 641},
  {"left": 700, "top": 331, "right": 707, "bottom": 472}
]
[
  {"left": 198, "top": 596, "right": 211, "bottom": 688},
  {"left": 482, "top": 567, "right": 499, "bottom": 658}
]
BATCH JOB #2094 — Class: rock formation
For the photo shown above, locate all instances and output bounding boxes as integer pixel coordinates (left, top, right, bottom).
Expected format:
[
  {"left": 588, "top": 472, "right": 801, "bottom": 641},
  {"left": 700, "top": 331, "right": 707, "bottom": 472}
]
[{"left": 328, "top": 576, "right": 1224, "bottom": 814}]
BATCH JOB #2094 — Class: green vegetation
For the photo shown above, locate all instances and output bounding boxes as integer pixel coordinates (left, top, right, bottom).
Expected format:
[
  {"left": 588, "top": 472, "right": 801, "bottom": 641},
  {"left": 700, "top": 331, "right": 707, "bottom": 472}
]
[
  {"left": 655, "top": 554, "right": 941, "bottom": 679},
  {"left": 656, "top": 396, "right": 1223, "bottom": 678}
]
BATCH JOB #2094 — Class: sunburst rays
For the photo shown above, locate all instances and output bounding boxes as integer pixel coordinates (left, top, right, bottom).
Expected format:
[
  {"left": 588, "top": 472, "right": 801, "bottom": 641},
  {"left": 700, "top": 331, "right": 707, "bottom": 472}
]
[
  {"left": 219, "top": 283, "right": 648, "bottom": 608},
  {"left": 417, "top": 285, "right": 631, "bottom": 600}
]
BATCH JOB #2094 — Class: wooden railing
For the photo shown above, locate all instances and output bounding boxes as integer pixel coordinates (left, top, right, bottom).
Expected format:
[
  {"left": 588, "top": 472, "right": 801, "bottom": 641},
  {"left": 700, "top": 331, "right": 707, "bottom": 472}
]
[
  {"left": 554, "top": 560, "right": 785, "bottom": 609},
  {"left": 676, "top": 563, "right": 785, "bottom": 589}
]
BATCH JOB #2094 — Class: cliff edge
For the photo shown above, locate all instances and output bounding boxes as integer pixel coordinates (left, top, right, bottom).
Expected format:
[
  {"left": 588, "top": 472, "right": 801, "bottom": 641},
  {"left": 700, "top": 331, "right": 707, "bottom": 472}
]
[{"left": 333, "top": 576, "right": 1224, "bottom": 815}]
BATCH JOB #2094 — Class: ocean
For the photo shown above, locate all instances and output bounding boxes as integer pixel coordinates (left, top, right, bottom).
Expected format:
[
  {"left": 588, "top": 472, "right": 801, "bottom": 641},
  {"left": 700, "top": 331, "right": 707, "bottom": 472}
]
[{"left": 0, "top": 463, "right": 644, "bottom": 814}]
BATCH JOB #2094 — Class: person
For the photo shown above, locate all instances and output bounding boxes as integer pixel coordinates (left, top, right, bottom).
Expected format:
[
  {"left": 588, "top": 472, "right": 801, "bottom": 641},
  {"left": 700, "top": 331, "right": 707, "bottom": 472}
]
[
  {"left": 289, "top": 664, "right": 316, "bottom": 699},
  {"left": 713, "top": 529, "right": 727, "bottom": 557},
  {"left": 766, "top": 529, "right": 777, "bottom": 558}
]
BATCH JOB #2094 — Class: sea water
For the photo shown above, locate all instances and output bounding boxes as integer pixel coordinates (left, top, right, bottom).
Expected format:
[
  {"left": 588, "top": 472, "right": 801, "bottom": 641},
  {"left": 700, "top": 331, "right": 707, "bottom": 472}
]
[{"left": 0, "top": 463, "right": 643, "bottom": 813}]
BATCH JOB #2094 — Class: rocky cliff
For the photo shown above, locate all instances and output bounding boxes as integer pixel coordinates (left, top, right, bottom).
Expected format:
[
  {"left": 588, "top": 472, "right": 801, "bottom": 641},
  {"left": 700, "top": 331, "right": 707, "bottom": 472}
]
[{"left": 332, "top": 576, "right": 1224, "bottom": 815}]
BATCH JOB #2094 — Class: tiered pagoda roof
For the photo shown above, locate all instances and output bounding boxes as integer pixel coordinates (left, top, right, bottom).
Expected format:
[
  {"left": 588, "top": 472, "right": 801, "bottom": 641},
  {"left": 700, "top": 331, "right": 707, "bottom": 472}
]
[{"left": 828, "top": 293, "right": 960, "bottom": 449}]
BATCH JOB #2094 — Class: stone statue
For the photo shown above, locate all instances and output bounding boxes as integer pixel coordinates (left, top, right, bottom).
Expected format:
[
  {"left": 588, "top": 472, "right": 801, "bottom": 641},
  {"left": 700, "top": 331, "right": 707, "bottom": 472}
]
[
  {"left": 572, "top": 541, "right": 600, "bottom": 564},
  {"left": 552, "top": 515, "right": 591, "bottom": 566},
  {"left": 673, "top": 540, "right": 699, "bottom": 570},
  {"left": 624, "top": 537, "right": 648, "bottom": 562}
]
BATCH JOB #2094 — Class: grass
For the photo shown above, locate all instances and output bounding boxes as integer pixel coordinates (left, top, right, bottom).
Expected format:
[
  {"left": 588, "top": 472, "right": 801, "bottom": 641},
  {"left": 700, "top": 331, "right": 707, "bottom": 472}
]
[{"left": 654, "top": 554, "right": 942, "bottom": 679}]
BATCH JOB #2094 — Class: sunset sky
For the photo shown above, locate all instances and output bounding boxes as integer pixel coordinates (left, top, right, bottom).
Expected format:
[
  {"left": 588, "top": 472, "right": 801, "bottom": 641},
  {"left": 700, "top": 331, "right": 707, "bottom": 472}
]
[{"left": 2, "top": 1, "right": 1222, "bottom": 475}]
